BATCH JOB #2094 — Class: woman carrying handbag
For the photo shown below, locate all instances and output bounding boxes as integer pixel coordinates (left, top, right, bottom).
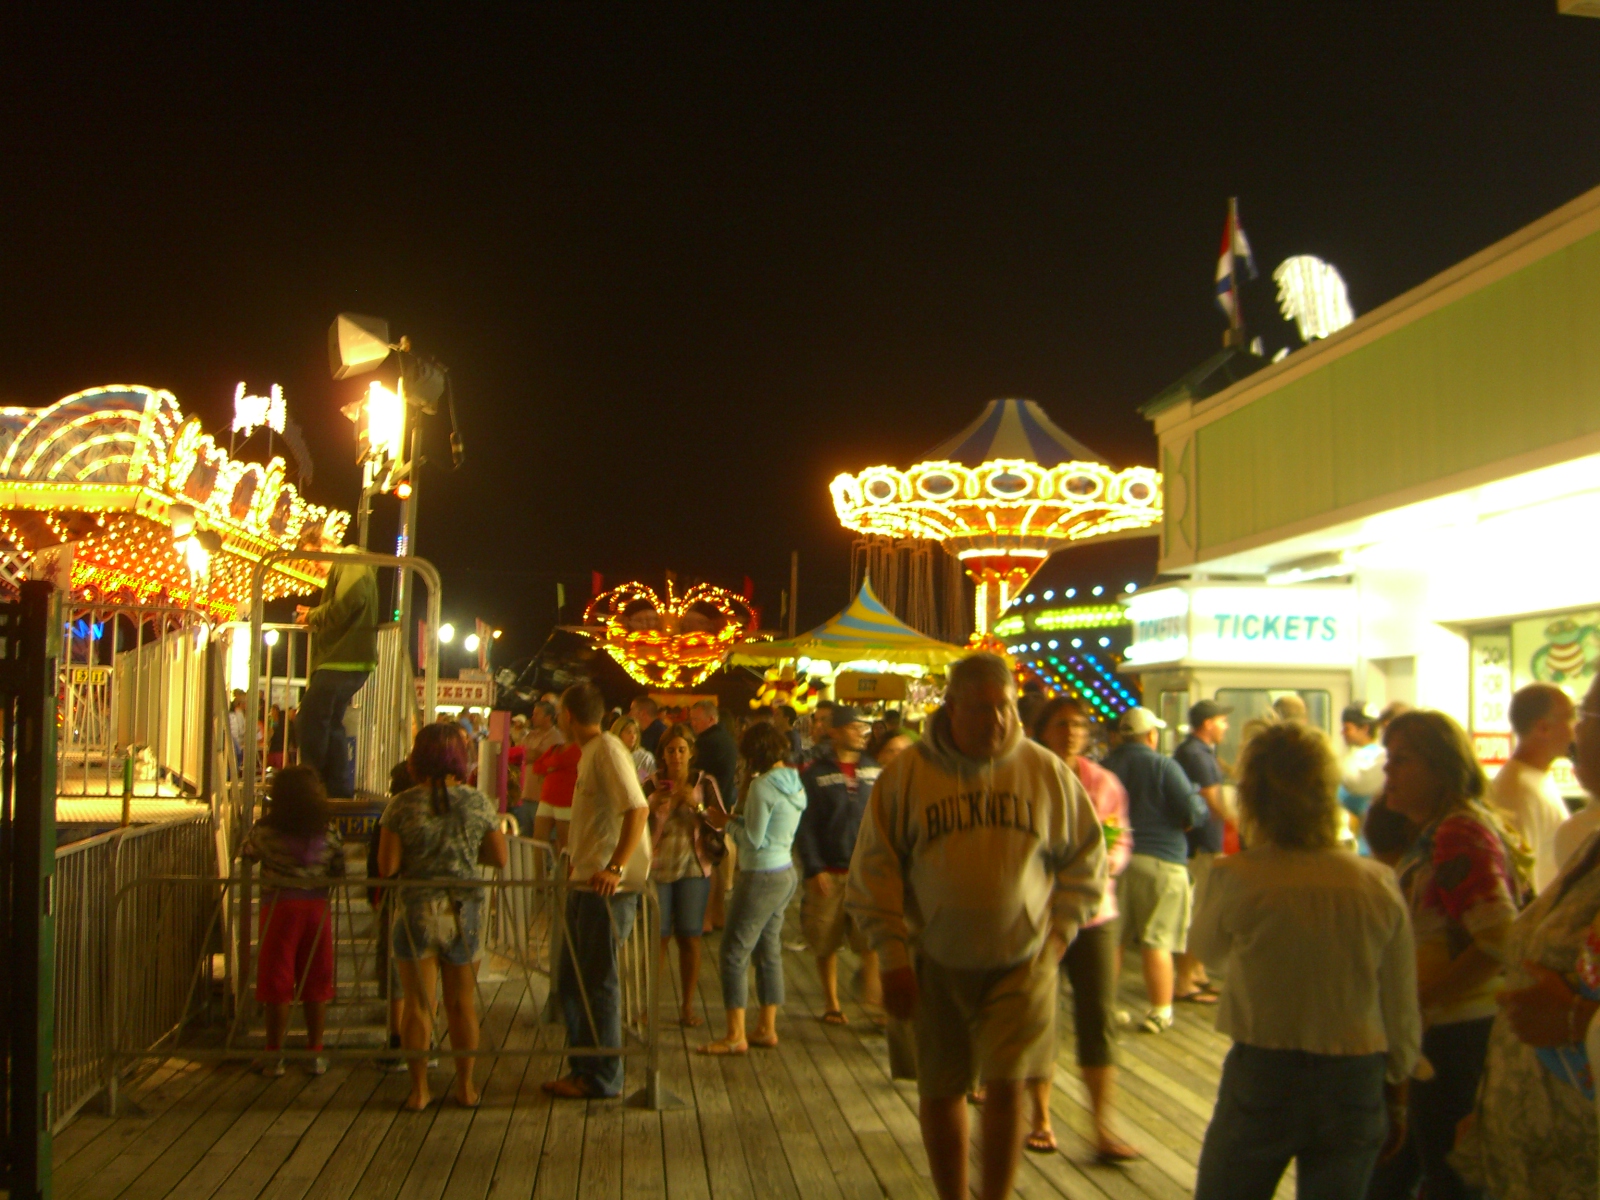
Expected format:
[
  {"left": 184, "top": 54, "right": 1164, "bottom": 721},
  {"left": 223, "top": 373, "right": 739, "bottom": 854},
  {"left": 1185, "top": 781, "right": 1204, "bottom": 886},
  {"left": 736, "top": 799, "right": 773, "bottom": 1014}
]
[{"left": 647, "top": 722, "right": 727, "bottom": 1027}]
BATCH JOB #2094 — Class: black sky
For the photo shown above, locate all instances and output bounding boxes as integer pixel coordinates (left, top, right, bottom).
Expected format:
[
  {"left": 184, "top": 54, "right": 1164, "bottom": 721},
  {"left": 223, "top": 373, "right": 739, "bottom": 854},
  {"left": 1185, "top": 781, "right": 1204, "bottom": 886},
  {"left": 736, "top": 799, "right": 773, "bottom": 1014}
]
[{"left": 9, "top": 3, "right": 1600, "bottom": 664}]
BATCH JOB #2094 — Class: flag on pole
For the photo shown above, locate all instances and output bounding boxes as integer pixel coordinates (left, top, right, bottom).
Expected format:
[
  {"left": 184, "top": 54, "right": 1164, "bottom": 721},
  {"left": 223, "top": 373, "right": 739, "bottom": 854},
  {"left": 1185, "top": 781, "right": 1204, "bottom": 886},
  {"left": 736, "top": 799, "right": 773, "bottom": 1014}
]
[
  {"left": 556, "top": 581, "right": 566, "bottom": 613},
  {"left": 1214, "top": 196, "right": 1258, "bottom": 329},
  {"left": 591, "top": 571, "right": 604, "bottom": 598}
]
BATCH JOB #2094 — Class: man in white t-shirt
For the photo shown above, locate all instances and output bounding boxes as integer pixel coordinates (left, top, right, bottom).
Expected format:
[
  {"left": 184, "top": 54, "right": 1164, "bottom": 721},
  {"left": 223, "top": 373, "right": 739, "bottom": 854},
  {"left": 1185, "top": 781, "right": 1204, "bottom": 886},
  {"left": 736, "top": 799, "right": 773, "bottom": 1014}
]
[
  {"left": 542, "top": 682, "right": 651, "bottom": 1100},
  {"left": 1491, "top": 683, "right": 1576, "bottom": 892}
]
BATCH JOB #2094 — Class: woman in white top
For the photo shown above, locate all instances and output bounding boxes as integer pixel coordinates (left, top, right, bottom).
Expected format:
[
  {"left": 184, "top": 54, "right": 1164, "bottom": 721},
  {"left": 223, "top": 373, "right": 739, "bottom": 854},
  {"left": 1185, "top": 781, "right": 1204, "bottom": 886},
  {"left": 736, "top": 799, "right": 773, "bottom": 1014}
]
[
  {"left": 610, "top": 716, "right": 657, "bottom": 786},
  {"left": 1191, "top": 721, "right": 1421, "bottom": 1200}
]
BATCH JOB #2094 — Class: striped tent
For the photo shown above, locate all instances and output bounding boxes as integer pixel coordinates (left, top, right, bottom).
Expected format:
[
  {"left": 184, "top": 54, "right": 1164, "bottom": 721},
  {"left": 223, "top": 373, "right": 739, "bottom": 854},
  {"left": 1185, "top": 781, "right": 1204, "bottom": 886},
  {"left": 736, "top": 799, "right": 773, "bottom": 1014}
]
[
  {"left": 922, "top": 398, "right": 1105, "bottom": 466},
  {"left": 727, "top": 578, "right": 967, "bottom": 667}
]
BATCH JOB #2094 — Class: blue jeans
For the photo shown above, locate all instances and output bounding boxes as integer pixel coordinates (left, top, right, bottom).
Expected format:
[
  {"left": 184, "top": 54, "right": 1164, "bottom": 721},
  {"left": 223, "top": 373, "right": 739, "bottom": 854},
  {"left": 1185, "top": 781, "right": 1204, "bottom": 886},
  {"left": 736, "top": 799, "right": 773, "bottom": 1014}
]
[
  {"left": 719, "top": 866, "right": 796, "bottom": 1009},
  {"left": 1365, "top": 1017, "right": 1489, "bottom": 1200},
  {"left": 1196, "top": 1044, "right": 1388, "bottom": 1200},
  {"left": 558, "top": 890, "right": 639, "bottom": 1097},
  {"left": 296, "top": 668, "right": 368, "bottom": 798}
]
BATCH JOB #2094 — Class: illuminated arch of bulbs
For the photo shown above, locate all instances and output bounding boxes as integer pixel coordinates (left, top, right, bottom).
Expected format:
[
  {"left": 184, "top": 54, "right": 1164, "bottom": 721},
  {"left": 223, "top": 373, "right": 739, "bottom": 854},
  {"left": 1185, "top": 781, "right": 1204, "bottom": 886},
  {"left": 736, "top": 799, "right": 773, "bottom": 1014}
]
[
  {"left": 0, "top": 385, "right": 350, "bottom": 618},
  {"left": 582, "top": 580, "right": 757, "bottom": 689}
]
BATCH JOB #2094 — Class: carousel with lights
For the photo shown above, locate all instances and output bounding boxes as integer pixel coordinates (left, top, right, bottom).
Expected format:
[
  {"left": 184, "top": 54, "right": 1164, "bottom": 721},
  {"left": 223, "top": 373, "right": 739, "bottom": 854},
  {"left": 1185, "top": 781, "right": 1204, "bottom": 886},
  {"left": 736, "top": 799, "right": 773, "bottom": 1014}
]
[
  {"left": 578, "top": 579, "right": 758, "bottom": 690},
  {"left": 831, "top": 399, "right": 1162, "bottom": 641},
  {"left": 0, "top": 384, "right": 349, "bottom": 619}
]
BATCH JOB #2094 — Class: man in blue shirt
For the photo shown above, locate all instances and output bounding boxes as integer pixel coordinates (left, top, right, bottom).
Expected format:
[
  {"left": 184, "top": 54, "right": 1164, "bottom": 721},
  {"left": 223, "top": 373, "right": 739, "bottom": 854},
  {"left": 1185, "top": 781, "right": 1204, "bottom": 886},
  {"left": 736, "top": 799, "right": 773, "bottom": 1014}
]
[
  {"left": 1104, "top": 706, "right": 1207, "bottom": 1034},
  {"left": 1171, "top": 699, "right": 1232, "bottom": 1007}
]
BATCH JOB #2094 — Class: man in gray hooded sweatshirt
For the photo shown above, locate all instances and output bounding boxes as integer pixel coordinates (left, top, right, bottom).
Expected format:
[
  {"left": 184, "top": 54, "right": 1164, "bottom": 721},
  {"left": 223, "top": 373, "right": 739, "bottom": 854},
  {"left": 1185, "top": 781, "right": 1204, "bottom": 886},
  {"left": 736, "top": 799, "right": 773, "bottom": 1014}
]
[{"left": 846, "top": 653, "right": 1106, "bottom": 1200}]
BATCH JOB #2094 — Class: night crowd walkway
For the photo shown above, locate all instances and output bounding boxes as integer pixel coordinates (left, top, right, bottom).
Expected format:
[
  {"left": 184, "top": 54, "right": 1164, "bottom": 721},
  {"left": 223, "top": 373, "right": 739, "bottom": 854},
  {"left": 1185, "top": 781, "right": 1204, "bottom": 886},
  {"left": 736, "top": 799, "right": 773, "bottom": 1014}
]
[{"left": 49, "top": 907, "right": 1290, "bottom": 1200}]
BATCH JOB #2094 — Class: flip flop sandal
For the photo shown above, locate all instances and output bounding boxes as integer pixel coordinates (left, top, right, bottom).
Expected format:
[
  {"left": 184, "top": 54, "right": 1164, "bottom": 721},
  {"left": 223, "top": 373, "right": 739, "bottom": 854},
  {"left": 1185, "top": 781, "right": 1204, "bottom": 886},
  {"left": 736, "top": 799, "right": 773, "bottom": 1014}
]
[
  {"left": 1024, "top": 1130, "right": 1058, "bottom": 1154},
  {"left": 1175, "top": 990, "right": 1219, "bottom": 1005},
  {"left": 747, "top": 1034, "right": 779, "bottom": 1049},
  {"left": 678, "top": 1013, "right": 704, "bottom": 1028},
  {"left": 1095, "top": 1141, "right": 1142, "bottom": 1165},
  {"left": 821, "top": 1010, "right": 849, "bottom": 1026},
  {"left": 696, "top": 1040, "right": 749, "bottom": 1056}
]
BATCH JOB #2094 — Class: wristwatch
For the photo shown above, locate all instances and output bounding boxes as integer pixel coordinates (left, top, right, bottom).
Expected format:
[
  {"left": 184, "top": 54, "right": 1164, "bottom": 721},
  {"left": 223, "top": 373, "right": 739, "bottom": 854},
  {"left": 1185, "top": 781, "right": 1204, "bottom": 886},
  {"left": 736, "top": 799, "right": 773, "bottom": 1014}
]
[{"left": 603, "top": 863, "right": 623, "bottom": 877}]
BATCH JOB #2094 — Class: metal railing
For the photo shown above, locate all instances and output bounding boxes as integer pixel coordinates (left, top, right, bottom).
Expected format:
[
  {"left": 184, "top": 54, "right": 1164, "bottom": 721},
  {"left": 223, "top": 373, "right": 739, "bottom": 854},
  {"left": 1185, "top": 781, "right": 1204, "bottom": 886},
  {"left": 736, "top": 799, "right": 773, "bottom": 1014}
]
[
  {"left": 49, "top": 813, "right": 214, "bottom": 1131},
  {"left": 105, "top": 858, "right": 677, "bottom": 1109}
]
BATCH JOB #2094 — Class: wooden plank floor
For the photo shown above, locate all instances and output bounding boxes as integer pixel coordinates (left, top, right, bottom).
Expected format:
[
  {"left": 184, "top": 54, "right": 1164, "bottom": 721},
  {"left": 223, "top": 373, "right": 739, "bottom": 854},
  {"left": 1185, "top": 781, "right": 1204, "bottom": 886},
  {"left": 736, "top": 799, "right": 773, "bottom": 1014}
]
[{"left": 55, "top": 901, "right": 1291, "bottom": 1200}]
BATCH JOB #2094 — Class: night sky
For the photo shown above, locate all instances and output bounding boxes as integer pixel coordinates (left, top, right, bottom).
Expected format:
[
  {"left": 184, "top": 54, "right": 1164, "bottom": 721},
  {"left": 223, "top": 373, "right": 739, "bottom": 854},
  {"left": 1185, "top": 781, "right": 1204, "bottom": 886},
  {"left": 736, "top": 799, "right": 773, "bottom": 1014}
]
[{"left": 10, "top": 5, "right": 1600, "bottom": 668}]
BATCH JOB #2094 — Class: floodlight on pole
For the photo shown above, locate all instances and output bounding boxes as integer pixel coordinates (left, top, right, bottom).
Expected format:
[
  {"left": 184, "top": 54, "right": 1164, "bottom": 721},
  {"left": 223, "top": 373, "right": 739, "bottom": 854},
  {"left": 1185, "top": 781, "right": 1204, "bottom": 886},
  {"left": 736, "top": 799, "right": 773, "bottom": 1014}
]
[
  {"left": 329, "top": 313, "right": 396, "bottom": 380},
  {"left": 464, "top": 632, "right": 481, "bottom": 654},
  {"left": 438, "top": 622, "right": 456, "bottom": 644}
]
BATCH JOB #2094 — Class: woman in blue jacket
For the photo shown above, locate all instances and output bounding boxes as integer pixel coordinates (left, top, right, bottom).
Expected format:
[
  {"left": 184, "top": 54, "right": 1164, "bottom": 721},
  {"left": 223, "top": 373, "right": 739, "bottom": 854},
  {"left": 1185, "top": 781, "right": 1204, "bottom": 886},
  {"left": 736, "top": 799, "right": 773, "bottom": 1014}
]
[{"left": 699, "top": 721, "right": 807, "bottom": 1055}]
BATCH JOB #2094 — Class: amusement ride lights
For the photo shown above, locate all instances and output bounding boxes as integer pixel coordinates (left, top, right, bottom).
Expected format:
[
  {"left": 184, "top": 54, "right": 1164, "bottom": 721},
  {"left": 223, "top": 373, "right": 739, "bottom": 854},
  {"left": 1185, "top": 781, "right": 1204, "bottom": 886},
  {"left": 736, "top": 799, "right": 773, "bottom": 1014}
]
[
  {"left": 582, "top": 579, "right": 757, "bottom": 689},
  {"left": 830, "top": 399, "right": 1162, "bottom": 638}
]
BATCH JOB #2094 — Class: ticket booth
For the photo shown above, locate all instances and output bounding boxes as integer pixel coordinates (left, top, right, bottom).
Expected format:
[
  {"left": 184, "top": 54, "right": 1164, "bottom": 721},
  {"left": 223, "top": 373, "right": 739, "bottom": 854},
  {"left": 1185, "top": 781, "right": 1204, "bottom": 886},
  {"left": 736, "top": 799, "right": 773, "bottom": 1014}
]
[{"left": 1121, "top": 582, "right": 1356, "bottom": 763}]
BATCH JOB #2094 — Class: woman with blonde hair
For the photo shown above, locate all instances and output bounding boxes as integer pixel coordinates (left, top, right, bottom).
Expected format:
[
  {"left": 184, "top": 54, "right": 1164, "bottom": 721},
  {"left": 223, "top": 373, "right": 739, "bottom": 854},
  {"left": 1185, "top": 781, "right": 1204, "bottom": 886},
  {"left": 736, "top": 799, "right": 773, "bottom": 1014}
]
[
  {"left": 609, "top": 715, "right": 657, "bottom": 785},
  {"left": 1379, "top": 709, "right": 1530, "bottom": 1200},
  {"left": 1191, "top": 721, "right": 1420, "bottom": 1199}
]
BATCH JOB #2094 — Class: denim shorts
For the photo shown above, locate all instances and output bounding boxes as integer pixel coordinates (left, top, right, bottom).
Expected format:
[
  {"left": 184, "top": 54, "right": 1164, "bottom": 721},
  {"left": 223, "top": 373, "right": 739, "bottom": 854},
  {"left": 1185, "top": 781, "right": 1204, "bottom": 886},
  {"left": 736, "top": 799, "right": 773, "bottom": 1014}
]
[
  {"left": 656, "top": 875, "right": 712, "bottom": 938},
  {"left": 392, "top": 893, "right": 484, "bottom": 965}
]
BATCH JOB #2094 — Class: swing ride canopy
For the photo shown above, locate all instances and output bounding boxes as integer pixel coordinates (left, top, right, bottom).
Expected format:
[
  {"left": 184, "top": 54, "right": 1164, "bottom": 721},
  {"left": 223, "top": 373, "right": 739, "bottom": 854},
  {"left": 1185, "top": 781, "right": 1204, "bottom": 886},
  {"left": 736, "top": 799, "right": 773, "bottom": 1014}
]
[
  {"left": 727, "top": 578, "right": 968, "bottom": 668},
  {"left": 829, "top": 398, "right": 1163, "bottom": 636}
]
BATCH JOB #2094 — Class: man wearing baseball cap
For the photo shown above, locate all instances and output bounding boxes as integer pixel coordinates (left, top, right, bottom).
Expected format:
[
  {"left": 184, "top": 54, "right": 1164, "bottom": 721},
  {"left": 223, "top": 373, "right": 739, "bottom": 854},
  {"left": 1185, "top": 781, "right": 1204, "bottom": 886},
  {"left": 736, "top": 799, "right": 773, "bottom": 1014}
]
[
  {"left": 795, "top": 705, "right": 883, "bottom": 1024},
  {"left": 1172, "top": 699, "right": 1233, "bottom": 1005},
  {"left": 1103, "top": 706, "right": 1208, "bottom": 1034}
]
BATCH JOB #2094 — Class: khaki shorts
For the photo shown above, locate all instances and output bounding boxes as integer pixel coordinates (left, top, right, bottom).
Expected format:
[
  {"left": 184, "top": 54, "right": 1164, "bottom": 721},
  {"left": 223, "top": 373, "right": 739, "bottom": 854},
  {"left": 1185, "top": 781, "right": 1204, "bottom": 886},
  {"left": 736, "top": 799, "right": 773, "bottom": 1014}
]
[
  {"left": 915, "top": 951, "right": 1058, "bottom": 1098},
  {"left": 801, "top": 874, "right": 867, "bottom": 957},
  {"left": 1119, "top": 853, "right": 1192, "bottom": 953},
  {"left": 535, "top": 802, "right": 572, "bottom": 823},
  {"left": 1184, "top": 850, "right": 1215, "bottom": 954}
]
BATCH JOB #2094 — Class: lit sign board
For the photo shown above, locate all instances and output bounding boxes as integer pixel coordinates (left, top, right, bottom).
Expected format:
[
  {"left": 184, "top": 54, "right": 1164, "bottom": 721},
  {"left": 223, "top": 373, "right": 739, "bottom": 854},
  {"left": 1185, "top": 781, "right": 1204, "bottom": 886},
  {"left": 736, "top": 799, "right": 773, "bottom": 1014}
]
[
  {"left": 416, "top": 678, "right": 493, "bottom": 705},
  {"left": 1125, "top": 585, "right": 1357, "bottom": 668}
]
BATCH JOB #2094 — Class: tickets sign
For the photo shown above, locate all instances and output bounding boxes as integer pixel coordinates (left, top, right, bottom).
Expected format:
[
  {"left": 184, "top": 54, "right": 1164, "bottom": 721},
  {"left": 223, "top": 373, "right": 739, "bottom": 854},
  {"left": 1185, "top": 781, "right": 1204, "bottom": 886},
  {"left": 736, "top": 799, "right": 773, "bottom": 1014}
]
[
  {"left": 415, "top": 678, "right": 493, "bottom": 705},
  {"left": 1126, "top": 584, "right": 1358, "bottom": 668}
]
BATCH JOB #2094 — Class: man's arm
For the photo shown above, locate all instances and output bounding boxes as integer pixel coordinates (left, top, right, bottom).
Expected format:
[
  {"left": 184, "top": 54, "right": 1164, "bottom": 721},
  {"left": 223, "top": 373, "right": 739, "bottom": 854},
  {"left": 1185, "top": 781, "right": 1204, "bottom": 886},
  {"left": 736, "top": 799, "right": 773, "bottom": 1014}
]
[
  {"left": 591, "top": 807, "right": 647, "bottom": 896},
  {"left": 844, "top": 766, "right": 913, "bottom": 972},
  {"left": 793, "top": 771, "right": 824, "bottom": 878},
  {"left": 305, "top": 566, "right": 372, "bottom": 633},
  {"left": 1165, "top": 760, "right": 1209, "bottom": 830}
]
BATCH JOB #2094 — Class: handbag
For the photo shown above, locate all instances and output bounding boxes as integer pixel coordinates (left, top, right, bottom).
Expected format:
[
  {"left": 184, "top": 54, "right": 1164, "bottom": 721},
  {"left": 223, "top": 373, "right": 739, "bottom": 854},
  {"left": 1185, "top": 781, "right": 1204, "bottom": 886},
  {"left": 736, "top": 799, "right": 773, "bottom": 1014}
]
[{"left": 696, "top": 771, "right": 729, "bottom": 866}]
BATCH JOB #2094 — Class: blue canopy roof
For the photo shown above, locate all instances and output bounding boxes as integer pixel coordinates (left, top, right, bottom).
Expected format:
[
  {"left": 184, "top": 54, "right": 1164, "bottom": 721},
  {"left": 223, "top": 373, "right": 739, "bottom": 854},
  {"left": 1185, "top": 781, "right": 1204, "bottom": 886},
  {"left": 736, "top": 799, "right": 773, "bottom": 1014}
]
[{"left": 922, "top": 398, "right": 1104, "bottom": 467}]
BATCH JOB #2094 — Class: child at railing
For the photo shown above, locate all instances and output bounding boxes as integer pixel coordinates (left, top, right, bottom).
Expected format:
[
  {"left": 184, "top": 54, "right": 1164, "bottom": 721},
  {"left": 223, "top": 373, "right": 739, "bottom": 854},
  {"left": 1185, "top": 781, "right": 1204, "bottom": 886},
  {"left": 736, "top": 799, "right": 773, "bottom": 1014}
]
[{"left": 242, "top": 764, "right": 346, "bottom": 1075}]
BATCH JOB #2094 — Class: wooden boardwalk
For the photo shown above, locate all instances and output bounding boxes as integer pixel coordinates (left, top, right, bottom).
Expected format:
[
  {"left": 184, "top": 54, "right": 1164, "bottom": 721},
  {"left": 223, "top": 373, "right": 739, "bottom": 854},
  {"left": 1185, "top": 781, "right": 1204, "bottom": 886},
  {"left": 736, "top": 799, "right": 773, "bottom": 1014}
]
[{"left": 53, "top": 907, "right": 1290, "bottom": 1200}]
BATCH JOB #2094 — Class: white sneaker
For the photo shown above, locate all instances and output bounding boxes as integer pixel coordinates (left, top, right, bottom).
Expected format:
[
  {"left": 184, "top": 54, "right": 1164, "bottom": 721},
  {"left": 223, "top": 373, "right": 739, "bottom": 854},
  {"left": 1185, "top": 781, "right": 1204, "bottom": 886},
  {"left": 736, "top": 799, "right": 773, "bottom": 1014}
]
[
  {"left": 308, "top": 1056, "right": 328, "bottom": 1076},
  {"left": 1138, "top": 1010, "right": 1173, "bottom": 1034},
  {"left": 259, "top": 1058, "right": 286, "bottom": 1077}
]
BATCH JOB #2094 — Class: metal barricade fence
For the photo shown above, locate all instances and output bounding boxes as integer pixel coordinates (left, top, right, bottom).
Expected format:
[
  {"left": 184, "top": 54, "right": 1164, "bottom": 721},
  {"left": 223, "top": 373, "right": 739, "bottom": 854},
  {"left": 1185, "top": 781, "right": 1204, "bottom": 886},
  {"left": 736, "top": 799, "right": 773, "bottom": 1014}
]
[
  {"left": 106, "top": 868, "right": 679, "bottom": 1110},
  {"left": 49, "top": 813, "right": 215, "bottom": 1131}
]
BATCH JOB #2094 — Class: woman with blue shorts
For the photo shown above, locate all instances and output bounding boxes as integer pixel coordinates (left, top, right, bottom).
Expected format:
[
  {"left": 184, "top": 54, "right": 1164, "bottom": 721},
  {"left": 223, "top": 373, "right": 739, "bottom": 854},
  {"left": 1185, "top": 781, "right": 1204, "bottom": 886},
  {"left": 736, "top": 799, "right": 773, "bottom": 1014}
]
[
  {"left": 378, "top": 723, "right": 507, "bottom": 1110},
  {"left": 648, "top": 722, "right": 726, "bottom": 1026}
]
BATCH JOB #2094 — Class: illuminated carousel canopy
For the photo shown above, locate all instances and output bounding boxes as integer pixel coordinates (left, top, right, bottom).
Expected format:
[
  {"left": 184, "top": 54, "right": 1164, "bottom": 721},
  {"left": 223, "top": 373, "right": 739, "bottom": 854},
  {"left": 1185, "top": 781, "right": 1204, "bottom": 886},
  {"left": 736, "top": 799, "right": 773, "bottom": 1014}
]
[
  {"left": 0, "top": 385, "right": 350, "bottom": 618},
  {"left": 831, "top": 399, "right": 1162, "bottom": 636}
]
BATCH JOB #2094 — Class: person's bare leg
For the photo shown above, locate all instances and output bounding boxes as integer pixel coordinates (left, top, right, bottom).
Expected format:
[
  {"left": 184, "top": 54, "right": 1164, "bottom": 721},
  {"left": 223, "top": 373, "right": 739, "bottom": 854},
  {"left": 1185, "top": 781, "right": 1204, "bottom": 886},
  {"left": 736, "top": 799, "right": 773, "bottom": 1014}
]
[
  {"left": 1174, "top": 949, "right": 1208, "bottom": 995},
  {"left": 398, "top": 957, "right": 438, "bottom": 1109},
  {"left": 752, "top": 1003, "right": 778, "bottom": 1044},
  {"left": 264, "top": 1002, "right": 289, "bottom": 1051},
  {"left": 711, "top": 1006, "right": 747, "bottom": 1049},
  {"left": 1140, "top": 948, "right": 1174, "bottom": 1008},
  {"left": 920, "top": 1093, "right": 970, "bottom": 1200},
  {"left": 531, "top": 813, "right": 555, "bottom": 848},
  {"left": 978, "top": 1079, "right": 1025, "bottom": 1200},
  {"left": 818, "top": 953, "right": 842, "bottom": 1015},
  {"left": 858, "top": 948, "right": 882, "bottom": 1008},
  {"left": 677, "top": 935, "right": 702, "bottom": 1024},
  {"left": 1083, "top": 1066, "right": 1135, "bottom": 1154},
  {"left": 440, "top": 961, "right": 480, "bottom": 1105},
  {"left": 302, "top": 1000, "right": 327, "bottom": 1050},
  {"left": 1028, "top": 1076, "right": 1053, "bottom": 1140}
]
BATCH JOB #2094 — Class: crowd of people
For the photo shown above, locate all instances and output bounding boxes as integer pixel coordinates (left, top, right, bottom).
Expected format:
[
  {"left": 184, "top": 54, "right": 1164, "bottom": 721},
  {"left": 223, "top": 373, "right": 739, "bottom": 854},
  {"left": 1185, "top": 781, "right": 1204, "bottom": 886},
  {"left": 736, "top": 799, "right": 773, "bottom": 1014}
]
[{"left": 242, "top": 635, "right": 1600, "bottom": 1199}]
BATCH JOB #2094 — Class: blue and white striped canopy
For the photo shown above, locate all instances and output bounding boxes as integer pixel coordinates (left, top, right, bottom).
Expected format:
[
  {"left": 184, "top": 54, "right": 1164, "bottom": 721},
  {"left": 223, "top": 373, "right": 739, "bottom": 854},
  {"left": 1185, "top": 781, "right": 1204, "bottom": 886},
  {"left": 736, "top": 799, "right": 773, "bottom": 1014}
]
[
  {"left": 727, "top": 578, "right": 967, "bottom": 666},
  {"left": 922, "top": 398, "right": 1104, "bottom": 467}
]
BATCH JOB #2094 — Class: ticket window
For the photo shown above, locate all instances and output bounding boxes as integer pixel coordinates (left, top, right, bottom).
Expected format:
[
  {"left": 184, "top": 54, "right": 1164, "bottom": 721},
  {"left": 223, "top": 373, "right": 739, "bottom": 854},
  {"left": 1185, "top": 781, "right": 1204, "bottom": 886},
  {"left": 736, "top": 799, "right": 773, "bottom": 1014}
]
[{"left": 1213, "top": 687, "right": 1332, "bottom": 766}]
